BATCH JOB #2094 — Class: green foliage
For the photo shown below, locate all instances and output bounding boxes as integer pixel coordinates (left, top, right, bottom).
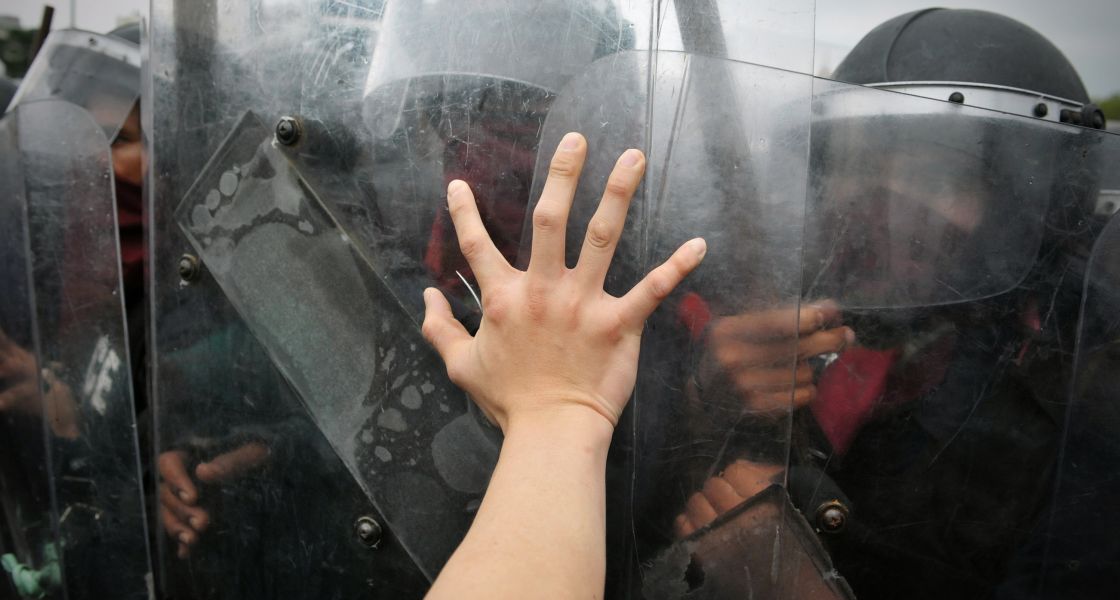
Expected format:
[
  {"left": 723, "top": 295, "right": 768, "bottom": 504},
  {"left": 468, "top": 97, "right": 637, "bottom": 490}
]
[{"left": 1099, "top": 94, "right": 1120, "bottom": 122}]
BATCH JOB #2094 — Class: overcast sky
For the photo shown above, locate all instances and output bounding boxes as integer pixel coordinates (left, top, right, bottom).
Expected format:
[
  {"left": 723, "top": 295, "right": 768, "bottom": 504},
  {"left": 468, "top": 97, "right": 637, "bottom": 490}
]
[
  {"left": 5, "top": 0, "right": 146, "bottom": 36},
  {"left": 4, "top": 0, "right": 1117, "bottom": 97}
]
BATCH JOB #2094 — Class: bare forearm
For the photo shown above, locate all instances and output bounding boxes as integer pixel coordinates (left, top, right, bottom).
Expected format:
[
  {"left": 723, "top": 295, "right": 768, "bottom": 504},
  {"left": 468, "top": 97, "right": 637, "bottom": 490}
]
[
  {"left": 426, "top": 407, "right": 614, "bottom": 600},
  {"left": 421, "top": 136, "right": 702, "bottom": 597}
]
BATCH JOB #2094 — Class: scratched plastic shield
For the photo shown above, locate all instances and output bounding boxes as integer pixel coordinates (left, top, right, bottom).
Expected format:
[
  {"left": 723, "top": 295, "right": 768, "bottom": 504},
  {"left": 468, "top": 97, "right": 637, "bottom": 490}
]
[
  {"left": 149, "top": 0, "right": 1120, "bottom": 598},
  {"left": 1030, "top": 133, "right": 1120, "bottom": 598},
  {"left": 521, "top": 19, "right": 1120, "bottom": 600},
  {"left": 0, "top": 98, "right": 58, "bottom": 600},
  {"left": 148, "top": 0, "right": 830, "bottom": 597},
  {"left": 519, "top": 48, "right": 832, "bottom": 597},
  {"left": 149, "top": 1, "right": 641, "bottom": 595},
  {"left": 0, "top": 99, "right": 151, "bottom": 600}
]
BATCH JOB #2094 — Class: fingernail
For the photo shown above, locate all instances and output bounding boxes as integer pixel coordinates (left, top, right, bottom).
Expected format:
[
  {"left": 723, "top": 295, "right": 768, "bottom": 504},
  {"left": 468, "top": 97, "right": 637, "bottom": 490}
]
[
  {"left": 691, "top": 238, "right": 707, "bottom": 261},
  {"left": 188, "top": 517, "right": 200, "bottom": 529},
  {"left": 178, "top": 533, "right": 191, "bottom": 544},
  {"left": 447, "top": 179, "right": 466, "bottom": 195},
  {"left": 178, "top": 490, "right": 191, "bottom": 503},
  {"left": 845, "top": 327, "right": 857, "bottom": 345},
  {"left": 620, "top": 148, "right": 642, "bottom": 167},
  {"left": 560, "top": 132, "right": 582, "bottom": 150}
]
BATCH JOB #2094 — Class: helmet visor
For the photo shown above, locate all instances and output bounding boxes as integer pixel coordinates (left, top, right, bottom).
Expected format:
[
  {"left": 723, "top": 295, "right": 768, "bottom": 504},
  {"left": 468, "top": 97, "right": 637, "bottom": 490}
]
[
  {"left": 8, "top": 30, "right": 140, "bottom": 141},
  {"left": 802, "top": 81, "right": 1076, "bottom": 308}
]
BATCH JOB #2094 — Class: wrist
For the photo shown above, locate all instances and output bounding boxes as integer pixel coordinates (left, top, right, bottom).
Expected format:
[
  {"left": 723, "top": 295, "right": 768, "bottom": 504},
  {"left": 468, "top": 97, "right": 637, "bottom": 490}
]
[{"left": 504, "top": 404, "right": 616, "bottom": 452}]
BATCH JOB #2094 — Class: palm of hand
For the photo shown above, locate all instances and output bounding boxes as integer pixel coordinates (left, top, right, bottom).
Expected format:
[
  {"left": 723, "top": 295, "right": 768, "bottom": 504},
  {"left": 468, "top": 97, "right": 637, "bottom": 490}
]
[{"left": 422, "top": 132, "right": 705, "bottom": 432}]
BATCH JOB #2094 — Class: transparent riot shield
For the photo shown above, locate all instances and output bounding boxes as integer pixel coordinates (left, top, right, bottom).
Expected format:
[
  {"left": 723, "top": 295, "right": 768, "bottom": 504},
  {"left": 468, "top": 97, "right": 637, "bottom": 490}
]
[
  {"left": 150, "top": 0, "right": 818, "bottom": 597},
  {"left": 1028, "top": 150, "right": 1120, "bottom": 598},
  {"left": 0, "top": 99, "right": 151, "bottom": 599},
  {"left": 522, "top": 49, "right": 837, "bottom": 597},
  {"left": 151, "top": 0, "right": 1120, "bottom": 599},
  {"left": 528, "top": 36, "right": 1119, "bottom": 600},
  {"left": 0, "top": 98, "right": 60, "bottom": 600}
]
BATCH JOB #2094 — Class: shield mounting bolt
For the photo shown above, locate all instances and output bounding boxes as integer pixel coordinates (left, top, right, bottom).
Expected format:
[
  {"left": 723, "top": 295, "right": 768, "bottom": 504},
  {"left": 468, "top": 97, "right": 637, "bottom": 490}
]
[
  {"left": 275, "top": 116, "right": 302, "bottom": 146},
  {"left": 815, "top": 499, "right": 849, "bottom": 534},
  {"left": 355, "top": 516, "right": 383, "bottom": 548},
  {"left": 178, "top": 254, "right": 201, "bottom": 283}
]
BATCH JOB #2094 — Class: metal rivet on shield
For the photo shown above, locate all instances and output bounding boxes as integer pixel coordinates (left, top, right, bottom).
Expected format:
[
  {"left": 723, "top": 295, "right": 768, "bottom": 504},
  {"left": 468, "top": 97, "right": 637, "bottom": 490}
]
[
  {"left": 1033, "top": 103, "right": 1049, "bottom": 118},
  {"left": 948, "top": 91, "right": 965, "bottom": 104},
  {"left": 1088, "top": 108, "right": 1106, "bottom": 130},
  {"left": 815, "top": 500, "right": 849, "bottom": 534},
  {"left": 275, "top": 116, "right": 302, "bottom": 146},
  {"left": 355, "top": 516, "right": 383, "bottom": 548},
  {"left": 178, "top": 254, "right": 201, "bottom": 283}
]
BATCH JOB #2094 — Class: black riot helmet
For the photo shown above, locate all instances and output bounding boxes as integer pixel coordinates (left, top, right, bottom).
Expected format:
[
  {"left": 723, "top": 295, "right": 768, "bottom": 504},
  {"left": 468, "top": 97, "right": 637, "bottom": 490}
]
[
  {"left": 834, "top": 8, "right": 1104, "bottom": 130},
  {"left": 359, "top": 0, "right": 634, "bottom": 315},
  {"left": 801, "top": 8, "right": 1109, "bottom": 312}
]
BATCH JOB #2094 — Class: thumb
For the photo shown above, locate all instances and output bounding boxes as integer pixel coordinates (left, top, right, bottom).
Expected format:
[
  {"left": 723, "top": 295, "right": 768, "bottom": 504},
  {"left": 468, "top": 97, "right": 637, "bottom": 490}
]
[
  {"left": 158, "top": 451, "right": 199, "bottom": 504},
  {"left": 421, "top": 288, "right": 472, "bottom": 366}
]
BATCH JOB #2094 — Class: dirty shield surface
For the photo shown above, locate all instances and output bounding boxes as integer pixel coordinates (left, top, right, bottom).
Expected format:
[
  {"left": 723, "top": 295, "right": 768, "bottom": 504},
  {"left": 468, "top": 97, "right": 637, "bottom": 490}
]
[
  {"left": 150, "top": 1, "right": 1120, "bottom": 598},
  {"left": 0, "top": 100, "right": 151, "bottom": 600}
]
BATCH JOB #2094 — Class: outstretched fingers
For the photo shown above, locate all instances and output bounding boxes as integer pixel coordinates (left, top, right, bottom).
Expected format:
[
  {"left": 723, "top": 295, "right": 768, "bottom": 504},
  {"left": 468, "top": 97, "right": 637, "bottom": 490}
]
[
  {"left": 446, "top": 179, "right": 512, "bottom": 287},
  {"left": 528, "top": 132, "right": 587, "bottom": 279},
  {"left": 619, "top": 238, "right": 707, "bottom": 328},
  {"left": 421, "top": 288, "right": 472, "bottom": 377},
  {"left": 575, "top": 149, "right": 645, "bottom": 289}
]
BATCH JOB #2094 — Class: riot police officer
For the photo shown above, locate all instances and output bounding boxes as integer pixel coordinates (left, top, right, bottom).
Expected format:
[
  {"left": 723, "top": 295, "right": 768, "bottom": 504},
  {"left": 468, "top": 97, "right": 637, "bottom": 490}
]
[{"left": 675, "top": 8, "right": 1113, "bottom": 599}]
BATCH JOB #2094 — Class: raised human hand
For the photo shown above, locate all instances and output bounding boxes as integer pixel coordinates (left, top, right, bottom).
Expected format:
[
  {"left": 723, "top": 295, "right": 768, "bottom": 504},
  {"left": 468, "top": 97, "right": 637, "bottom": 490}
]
[{"left": 421, "top": 132, "right": 706, "bottom": 433}]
